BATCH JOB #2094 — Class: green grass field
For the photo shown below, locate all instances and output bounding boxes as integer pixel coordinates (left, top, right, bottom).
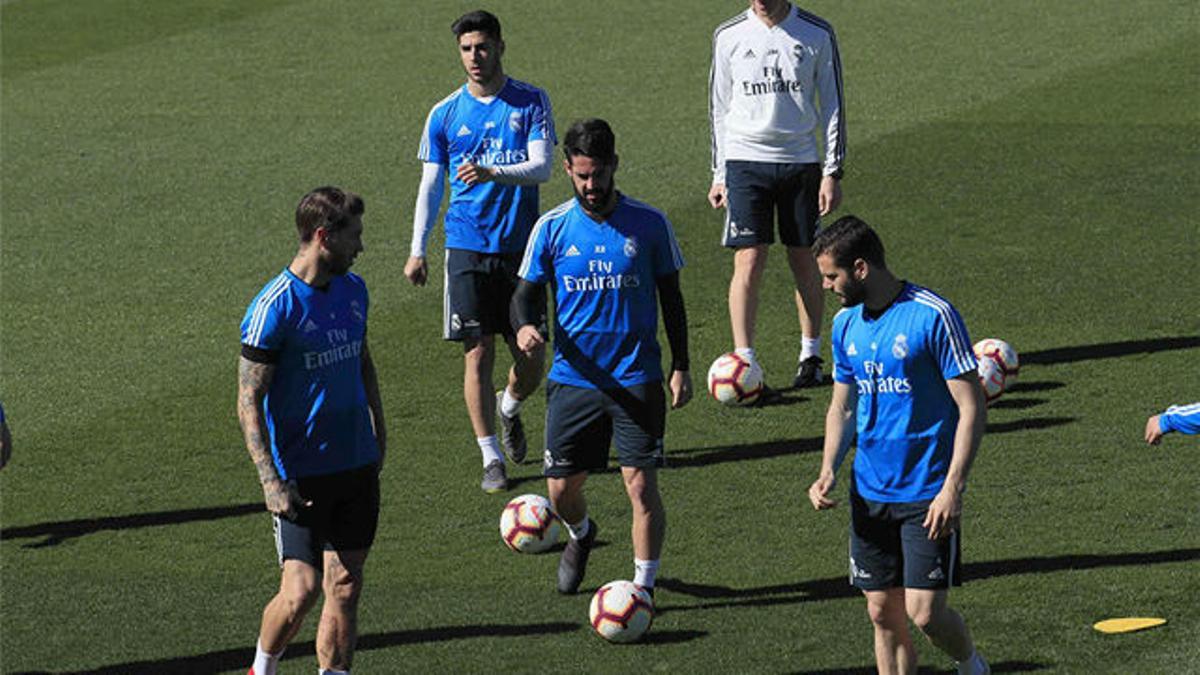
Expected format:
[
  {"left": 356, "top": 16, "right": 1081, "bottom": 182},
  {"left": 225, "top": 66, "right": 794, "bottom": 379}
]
[{"left": 2, "top": 1, "right": 1198, "bottom": 672}]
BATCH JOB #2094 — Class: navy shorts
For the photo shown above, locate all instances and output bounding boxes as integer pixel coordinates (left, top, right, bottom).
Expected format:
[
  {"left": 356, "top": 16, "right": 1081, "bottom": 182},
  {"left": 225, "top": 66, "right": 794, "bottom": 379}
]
[
  {"left": 443, "top": 248, "right": 547, "bottom": 341},
  {"left": 848, "top": 485, "right": 962, "bottom": 591},
  {"left": 273, "top": 463, "right": 380, "bottom": 568},
  {"left": 542, "top": 380, "right": 666, "bottom": 477},
  {"left": 722, "top": 160, "right": 821, "bottom": 248}
]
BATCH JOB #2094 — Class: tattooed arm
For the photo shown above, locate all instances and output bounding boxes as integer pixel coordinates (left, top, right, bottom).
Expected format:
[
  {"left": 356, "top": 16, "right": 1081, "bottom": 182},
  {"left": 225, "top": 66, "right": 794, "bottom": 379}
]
[
  {"left": 360, "top": 338, "right": 387, "bottom": 471},
  {"left": 237, "top": 355, "right": 308, "bottom": 518}
]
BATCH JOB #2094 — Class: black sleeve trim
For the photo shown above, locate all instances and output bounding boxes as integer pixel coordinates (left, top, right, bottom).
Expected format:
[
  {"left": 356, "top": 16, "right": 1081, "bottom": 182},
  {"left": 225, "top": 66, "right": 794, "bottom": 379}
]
[{"left": 241, "top": 343, "right": 280, "bottom": 364}]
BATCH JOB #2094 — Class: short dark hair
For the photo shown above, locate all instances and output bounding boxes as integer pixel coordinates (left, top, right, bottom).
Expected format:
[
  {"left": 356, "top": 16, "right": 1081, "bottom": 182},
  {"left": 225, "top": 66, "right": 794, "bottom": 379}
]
[
  {"left": 563, "top": 118, "right": 616, "bottom": 164},
  {"left": 812, "top": 215, "right": 887, "bottom": 270},
  {"left": 295, "top": 186, "right": 364, "bottom": 242},
  {"left": 452, "top": 10, "right": 501, "bottom": 41}
]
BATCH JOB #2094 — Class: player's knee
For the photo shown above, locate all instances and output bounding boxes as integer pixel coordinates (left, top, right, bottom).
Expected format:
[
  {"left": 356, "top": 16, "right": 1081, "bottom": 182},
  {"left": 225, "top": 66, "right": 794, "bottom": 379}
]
[
  {"left": 323, "top": 570, "right": 364, "bottom": 608},
  {"left": 281, "top": 576, "right": 321, "bottom": 617},
  {"left": 865, "top": 599, "right": 895, "bottom": 628}
]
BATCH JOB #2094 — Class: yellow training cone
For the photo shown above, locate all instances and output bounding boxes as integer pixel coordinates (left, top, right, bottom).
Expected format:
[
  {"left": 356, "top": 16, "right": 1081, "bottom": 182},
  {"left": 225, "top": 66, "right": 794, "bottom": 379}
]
[{"left": 1093, "top": 617, "right": 1167, "bottom": 634}]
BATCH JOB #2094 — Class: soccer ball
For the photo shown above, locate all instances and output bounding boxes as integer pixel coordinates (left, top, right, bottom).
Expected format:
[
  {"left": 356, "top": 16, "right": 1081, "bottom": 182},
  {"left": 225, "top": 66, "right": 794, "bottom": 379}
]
[
  {"left": 973, "top": 338, "right": 1019, "bottom": 392},
  {"left": 975, "top": 354, "right": 1006, "bottom": 404},
  {"left": 499, "top": 494, "right": 560, "bottom": 554},
  {"left": 589, "top": 580, "right": 654, "bottom": 643},
  {"left": 707, "top": 352, "right": 764, "bottom": 406}
]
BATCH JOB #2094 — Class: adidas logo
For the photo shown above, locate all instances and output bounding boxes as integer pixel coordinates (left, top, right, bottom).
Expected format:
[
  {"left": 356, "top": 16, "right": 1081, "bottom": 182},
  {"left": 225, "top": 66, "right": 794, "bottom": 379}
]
[
  {"left": 456, "top": 124, "right": 472, "bottom": 137},
  {"left": 847, "top": 343, "right": 857, "bottom": 356},
  {"left": 743, "top": 48, "right": 756, "bottom": 59},
  {"left": 928, "top": 567, "right": 945, "bottom": 581},
  {"left": 565, "top": 244, "right": 581, "bottom": 257},
  {"left": 303, "top": 319, "right": 319, "bottom": 333}
]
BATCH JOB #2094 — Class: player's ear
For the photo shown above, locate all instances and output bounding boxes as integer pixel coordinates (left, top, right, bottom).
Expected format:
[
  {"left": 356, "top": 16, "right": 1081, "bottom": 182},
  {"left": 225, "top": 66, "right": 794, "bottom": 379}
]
[
  {"left": 611, "top": 155, "right": 619, "bottom": 174},
  {"left": 314, "top": 226, "right": 330, "bottom": 247},
  {"left": 852, "top": 257, "right": 868, "bottom": 280},
  {"left": 563, "top": 157, "right": 572, "bottom": 176}
]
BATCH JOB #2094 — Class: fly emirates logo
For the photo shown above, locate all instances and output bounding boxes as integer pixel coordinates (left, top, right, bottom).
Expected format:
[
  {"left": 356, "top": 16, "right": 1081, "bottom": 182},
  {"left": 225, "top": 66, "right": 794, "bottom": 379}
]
[
  {"left": 856, "top": 360, "right": 911, "bottom": 395},
  {"left": 561, "top": 259, "right": 640, "bottom": 293},
  {"left": 304, "top": 328, "right": 362, "bottom": 370},
  {"left": 463, "top": 137, "right": 528, "bottom": 167}
]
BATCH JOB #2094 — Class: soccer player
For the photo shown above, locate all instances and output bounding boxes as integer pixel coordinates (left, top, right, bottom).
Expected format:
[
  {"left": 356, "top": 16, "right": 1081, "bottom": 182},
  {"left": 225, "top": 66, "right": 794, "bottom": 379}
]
[
  {"left": 238, "top": 187, "right": 386, "bottom": 675},
  {"left": 0, "top": 402, "right": 12, "bottom": 470},
  {"left": 806, "top": 216, "right": 990, "bottom": 675},
  {"left": 708, "top": 0, "right": 845, "bottom": 391},
  {"left": 404, "top": 10, "right": 556, "bottom": 493},
  {"left": 512, "top": 118, "right": 691, "bottom": 597},
  {"left": 1145, "top": 402, "right": 1200, "bottom": 444}
]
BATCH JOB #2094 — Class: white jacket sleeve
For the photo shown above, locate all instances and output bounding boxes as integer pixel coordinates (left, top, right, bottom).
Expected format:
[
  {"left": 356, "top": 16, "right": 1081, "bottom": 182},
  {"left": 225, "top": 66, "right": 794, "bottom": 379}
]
[
  {"left": 709, "top": 32, "right": 733, "bottom": 185},
  {"left": 410, "top": 162, "right": 445, "bottom": 258},
  {"left": 816, "top": 27, "right": 846, "bottom": 176},
  {"left": 492, "top": 139, "right": 552, "bottom": 185}
]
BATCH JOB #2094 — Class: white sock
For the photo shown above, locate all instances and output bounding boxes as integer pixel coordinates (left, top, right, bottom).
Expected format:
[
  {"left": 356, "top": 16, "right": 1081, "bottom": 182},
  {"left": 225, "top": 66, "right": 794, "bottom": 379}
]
[
  {"left": 500, "top": 387, "right": 523, "bottom": 418},
  {"left": 734, "top": 347, "right": 757, "bottom": 364},
  {"left": 957, "top": 649, "right": 987, "bottom": 675},
  {"left": 477, "top": 436, "right": 504, "bottom": 467},
  {"left": 800, "top": 336, "right": 822, "bottom": 361},
  {"left": 566, "top": 516, "right": 590, "bottom": 541},
  {"left": 251, "top": 640, "right": 282, "bottom": 675},
  {"left": 633, "top": 558, "right": 659, "bottom": 588},
  {"left": 319, "top": 669, "right": 350, "bottom": 675}
]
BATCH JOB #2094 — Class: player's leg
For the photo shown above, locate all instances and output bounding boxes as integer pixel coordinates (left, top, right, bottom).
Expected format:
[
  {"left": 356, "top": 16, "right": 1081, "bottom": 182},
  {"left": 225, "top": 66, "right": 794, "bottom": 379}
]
[
  {"left": 314, "top": 465, "right": 379, "bottom": 672},
  {"left": 252, "top": 487, "right": 329, "bottom": 675},
  {"left": 610, "top": 383, "right": 667, "bottom": 593},
  {"left": 499, "top": 331, "right": 544, "bottom": 464},
  {"left": 254, "top": 559, "right": 320, "bottom": 674},
  {"left": 723, "top": 160, "right": 775, "bottom": 361},
  {"left": 899, "top": 511, "right": 987, "bottom": 673},
  {"left": 864, "top": 588, "right": 917, "bottom": 675},
  {"left": 545, "top": 382, "right": 610, "bottom": 594},
  {"left": 445, "top": 249, "right": 506, "bottom": 489},
  {"left": 315, "top": 548, "right": 369, "bottom": 672},
  {"left": 779, "top": 163, "right": 825, "bottom": 388},
  {"left": 849, "top": 488, "right": 914, "bottom": 673}
]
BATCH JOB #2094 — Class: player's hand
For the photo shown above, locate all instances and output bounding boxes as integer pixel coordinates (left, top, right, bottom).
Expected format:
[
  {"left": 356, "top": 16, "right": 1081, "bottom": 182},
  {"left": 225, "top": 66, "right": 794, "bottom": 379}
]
[
  {"left": 263, "top": 478, "right": 311, "bottom": 521},
  {"left": 404, "top": 256, "right": 428, "bottom": 286},
  {"left": 516, "top": 324, "right": 544, "bottom": 355},
  {"left": 707, "top": 183, "right": 727, "bottom": 209},
  {"left": 923, "top": 487, "right": 962, "bottom": 539},
  {"left": 808, "top": 472, "right": 838, "bottom": 510},
  {"left": 669, "top": 370, "right": 692, "bottom": 409},
  {"left": 1145, "top": 414, "right": 1165, "bottom": 445},
  {"left": 456, "top": 162, "right": 495, "bottom": 187},
  {"left": 818, "top": 175, "right": 842, "bottom": 216}
]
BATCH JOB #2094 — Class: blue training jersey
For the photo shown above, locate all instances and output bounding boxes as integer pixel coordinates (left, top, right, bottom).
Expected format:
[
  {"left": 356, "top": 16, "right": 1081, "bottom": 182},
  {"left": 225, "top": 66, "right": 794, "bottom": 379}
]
[
  {"left": 831, "top": 282, "right": 977, "bottom": 503},
  {"left": 1161, "top": 402, "right": 1200, "bottom": 435},
  {"left": 240, "top": 269, "right": 379, "bottom": 480},
  {"left": 418, "top": 78, "right": 556, "bottom": 254},
  {"left": 519, "top": 195, "right": 685, "bottom": 389}
]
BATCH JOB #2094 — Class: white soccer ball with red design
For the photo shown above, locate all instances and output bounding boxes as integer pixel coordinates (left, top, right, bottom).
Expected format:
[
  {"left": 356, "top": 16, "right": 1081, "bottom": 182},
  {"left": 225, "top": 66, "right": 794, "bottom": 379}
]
[
  {"left": 589, "top": 580, "right": 654, "bottom": 643},
  {"left": 499, "top": 494, "right": 560, "bottom": 553},
  {"left": 975, "top": 354, "right": 1006, "bottom": 404},
  {"left": 707, "top": 352, "right": 764, "bottom": 406},
  {"left": 973, "top": 338, "right": 1019, "bottom": 397}
]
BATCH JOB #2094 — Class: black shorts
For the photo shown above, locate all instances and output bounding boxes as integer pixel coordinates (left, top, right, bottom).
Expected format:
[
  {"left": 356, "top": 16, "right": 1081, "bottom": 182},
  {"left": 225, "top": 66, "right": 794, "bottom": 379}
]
[
  {"left": 443, "top": 248, "right": 546, "bottom": 341},
  {"left": 273, "top": 463, "right": 380, "bottom": 568},
  {"left": 542, "top": 380, "right": 666, "bottom": 478},
  {"left": 722, "top": 160, "right": 821, "bottom": 248},
  {"left": 848, "top": 485, "right": 962, "bottom": 591}
]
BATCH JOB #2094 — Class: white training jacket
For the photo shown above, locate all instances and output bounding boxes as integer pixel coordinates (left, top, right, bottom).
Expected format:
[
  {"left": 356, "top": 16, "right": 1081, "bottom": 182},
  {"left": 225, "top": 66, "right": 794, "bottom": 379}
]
[{"left": 709, "top": 5, "right": 845, "bottom": 184}]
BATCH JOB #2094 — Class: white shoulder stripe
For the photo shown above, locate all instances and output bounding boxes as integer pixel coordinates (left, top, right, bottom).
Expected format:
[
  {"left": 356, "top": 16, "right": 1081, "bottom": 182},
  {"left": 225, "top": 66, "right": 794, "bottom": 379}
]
[
  {"left": 418, "top": 89, "right": 464, "bottom": 161},
  {"left": 911, "top": 289, "right": 974, "bottom": 374},
  {"left": 518, "top": 200, "right": 574, "bottom": 278},
  {"left": 247, "top": 274, "right": 291, "bottom": 347},
  {"left": 1166, "top": 403, "right": 1200, "bottom": 416}
]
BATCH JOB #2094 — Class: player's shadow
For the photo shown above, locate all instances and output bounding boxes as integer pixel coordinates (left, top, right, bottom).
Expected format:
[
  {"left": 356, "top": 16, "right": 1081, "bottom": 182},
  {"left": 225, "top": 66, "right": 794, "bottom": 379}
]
[
  {"left": 28, "top": 622, "right": 581, "bottom": 675},
  {"left": 506, "top": 437, "right": 823, "bottom": 488},
  {"left": 985, "top": 416, "right": 1075, "bottom": 434},
  {"left": 654, "top": 547, "right": 1200, "bottom": 615},
  {"left": 0, "top": 502, "right": 263, "bottom": 548},
  {"left": 798, "top": 660, "right": 1048, "bottom": 674},
  {"left": 987, "top": 397, "right": 1046, "bottom": 410},
  {"left": 1021, "top": 335, "right": 1200, "bottom": 366}
]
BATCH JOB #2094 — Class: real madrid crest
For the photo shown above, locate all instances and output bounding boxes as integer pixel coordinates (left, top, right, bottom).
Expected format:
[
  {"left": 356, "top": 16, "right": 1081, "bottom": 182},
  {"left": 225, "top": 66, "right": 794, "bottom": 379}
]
[
  {"left": 892, "top": 334, "right": 909, "bottom": 359},
  {"left": 623, "top": 237, "right": 638, "bottom": 258}
]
